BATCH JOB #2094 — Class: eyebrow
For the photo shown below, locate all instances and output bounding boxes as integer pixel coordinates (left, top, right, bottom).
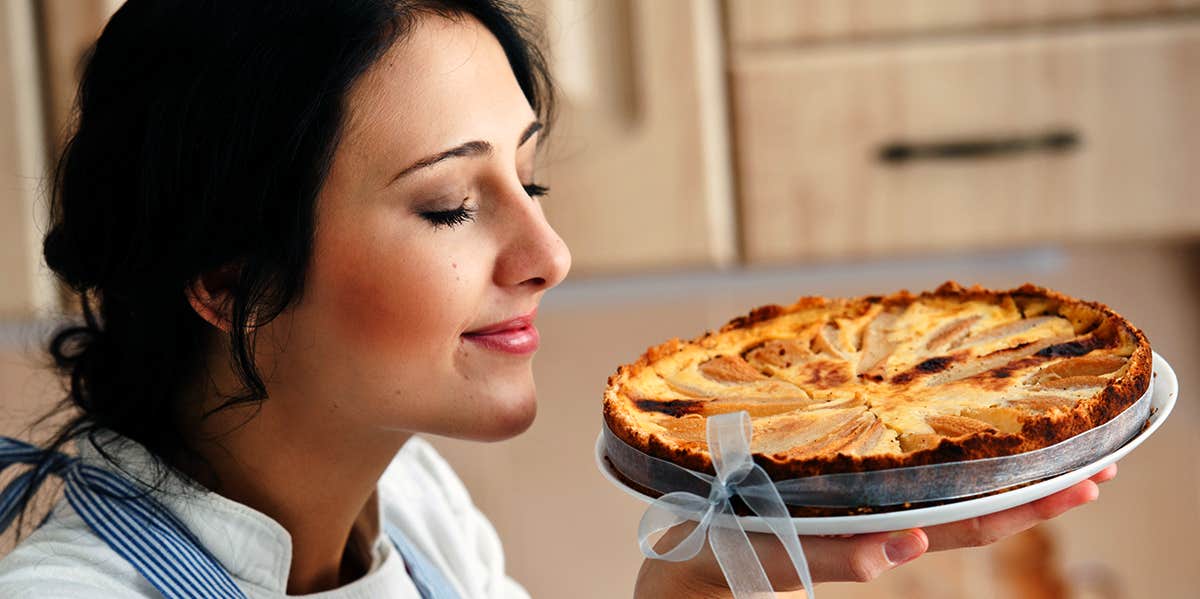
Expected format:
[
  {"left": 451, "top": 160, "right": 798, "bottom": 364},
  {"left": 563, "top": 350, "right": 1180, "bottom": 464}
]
[{"left": 389, "top": 120, "right": 543, "bottom": 184}]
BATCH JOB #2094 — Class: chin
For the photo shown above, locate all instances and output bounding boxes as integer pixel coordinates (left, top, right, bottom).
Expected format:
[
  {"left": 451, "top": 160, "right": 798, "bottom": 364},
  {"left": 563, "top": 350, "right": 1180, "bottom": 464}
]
[{"left": 456, "top": 388, "right": 538, "bottom": 442}]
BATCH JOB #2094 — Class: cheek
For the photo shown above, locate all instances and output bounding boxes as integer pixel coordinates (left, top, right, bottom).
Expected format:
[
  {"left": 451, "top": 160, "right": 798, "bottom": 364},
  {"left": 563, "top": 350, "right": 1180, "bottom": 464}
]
[{"left": 313, "top": 232, "right": 472, "bottom": 356}]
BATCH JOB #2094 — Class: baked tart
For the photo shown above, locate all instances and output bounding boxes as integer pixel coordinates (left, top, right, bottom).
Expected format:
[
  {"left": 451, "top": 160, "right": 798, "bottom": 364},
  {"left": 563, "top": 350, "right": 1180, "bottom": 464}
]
[{"left": 603, "top": 282, "right": 1152, "bottom": 482}]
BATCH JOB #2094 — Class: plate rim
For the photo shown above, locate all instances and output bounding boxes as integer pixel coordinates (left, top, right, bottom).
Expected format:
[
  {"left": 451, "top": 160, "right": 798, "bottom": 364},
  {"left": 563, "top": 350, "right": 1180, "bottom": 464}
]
[{"left": 596, "top": 351, "right": 1178, "bottom": 535}]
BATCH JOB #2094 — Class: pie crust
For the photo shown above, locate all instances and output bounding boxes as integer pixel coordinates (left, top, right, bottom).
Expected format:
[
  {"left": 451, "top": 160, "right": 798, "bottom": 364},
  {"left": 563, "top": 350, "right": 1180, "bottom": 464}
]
[{"left": 603, "top": 282, "right": 1152, "bottom": 484}]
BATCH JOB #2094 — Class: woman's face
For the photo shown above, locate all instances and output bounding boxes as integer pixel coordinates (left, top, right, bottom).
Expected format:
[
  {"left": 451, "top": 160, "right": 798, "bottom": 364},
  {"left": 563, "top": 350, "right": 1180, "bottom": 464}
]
[{"left": 256, "top": 14, "right": 570, "bottom": 442}]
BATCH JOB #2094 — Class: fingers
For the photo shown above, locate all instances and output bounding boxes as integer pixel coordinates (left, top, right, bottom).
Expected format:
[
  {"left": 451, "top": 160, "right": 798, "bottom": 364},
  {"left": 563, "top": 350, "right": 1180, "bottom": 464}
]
[
  {"left": 1090, "top": 463, "right": 1118, "bottom": 484},
  {"left": 649, "top": 524, "right": 931, "bottom": 591},
  {"left": 924, "top": 479, "right": 1100, "bottom": 551},
  {"left": 798, "top": 529, "right": 928, "bottom": 584}
]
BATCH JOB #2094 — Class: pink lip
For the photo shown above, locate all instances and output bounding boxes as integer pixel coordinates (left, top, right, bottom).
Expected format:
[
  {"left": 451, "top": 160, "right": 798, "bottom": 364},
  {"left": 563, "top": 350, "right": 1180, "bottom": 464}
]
[{"left": 462, "top": 310, "right": 539, "bottom": 354}]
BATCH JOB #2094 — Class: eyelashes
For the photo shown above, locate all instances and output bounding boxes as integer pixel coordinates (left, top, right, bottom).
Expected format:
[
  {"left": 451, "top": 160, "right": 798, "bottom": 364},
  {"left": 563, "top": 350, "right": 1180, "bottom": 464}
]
[
  {"left": 523, "top": 183, "right": 549, "bottom": 198},
  {"left": 419, "top": 183, "right": 550, "bottom": 229},
  {"left": 421, "top": 203, "right": 477, "bottom": 229}
]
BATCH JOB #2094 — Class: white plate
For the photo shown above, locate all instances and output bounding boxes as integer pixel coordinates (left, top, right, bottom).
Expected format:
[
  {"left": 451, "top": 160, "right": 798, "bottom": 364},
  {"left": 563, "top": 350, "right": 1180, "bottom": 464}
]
[{"left": 597, "top": 352, "right": 1178, "bottom": 535}]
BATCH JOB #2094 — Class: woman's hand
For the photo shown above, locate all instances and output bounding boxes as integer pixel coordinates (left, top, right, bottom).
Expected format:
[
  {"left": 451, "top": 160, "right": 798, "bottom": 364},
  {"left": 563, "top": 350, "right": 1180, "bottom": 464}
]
[{"left": 633, "top": 464, "right": 1116, "bottom": 598}]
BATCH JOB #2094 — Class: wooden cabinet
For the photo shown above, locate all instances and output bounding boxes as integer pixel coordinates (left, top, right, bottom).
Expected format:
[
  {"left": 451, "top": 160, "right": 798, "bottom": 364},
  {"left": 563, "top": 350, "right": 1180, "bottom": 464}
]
[
  {"left": 0, "top": 0, "right": 53, "bottom": 319},
  {"left": 727, "top": 0, "right": 1200, "bottom": 45},
  {"left": 730, "top": 21, "right": 1200, "bottom": 263},
  {"left": 727, "top": 6, "right": 1200, "bottom": 264},
  {"left": 529, "top": 0, "right": 738, "bottom": 274},
  {"left": 541, "top": 0, "right": 1200, "bottom": 271},
  {"left": 0, "top": 0, "right": 118, "bottom": 319},
  {"left": 38, "top": 0, "right": 124, "bottom": 153},
  {"left": 6, "top": 2, "right": 1200, "bottom": 286}
]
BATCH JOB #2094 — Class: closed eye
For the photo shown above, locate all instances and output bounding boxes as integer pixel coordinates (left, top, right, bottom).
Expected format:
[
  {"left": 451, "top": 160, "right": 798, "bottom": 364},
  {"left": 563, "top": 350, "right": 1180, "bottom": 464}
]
[
  {"left": 523, "top": 183, "right": 549, "bottom": 198},
  {"left": 420, "top": 200, "right": 476, "bottom": 229}
]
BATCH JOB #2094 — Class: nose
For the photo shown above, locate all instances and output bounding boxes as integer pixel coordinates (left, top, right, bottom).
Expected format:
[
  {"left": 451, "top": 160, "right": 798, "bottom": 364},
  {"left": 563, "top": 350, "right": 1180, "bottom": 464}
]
[{"left": 493, "top": 185, "right": 571, "bottom": 292}]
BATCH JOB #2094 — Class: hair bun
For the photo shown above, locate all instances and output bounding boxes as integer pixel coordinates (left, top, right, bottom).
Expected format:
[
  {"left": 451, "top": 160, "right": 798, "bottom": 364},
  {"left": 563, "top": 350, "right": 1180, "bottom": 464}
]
[
  {"left": 48, "top": 322, "right": 110, "bottom": 399},
  {"left": 43, "top": 223, "right": 99, "bottom": 291}
]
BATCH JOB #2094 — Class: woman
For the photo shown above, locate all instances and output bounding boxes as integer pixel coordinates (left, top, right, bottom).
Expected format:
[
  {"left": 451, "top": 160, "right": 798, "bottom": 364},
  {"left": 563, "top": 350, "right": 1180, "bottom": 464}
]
[{"left": 0, "top": 1, "right": 1114, "bottom": 597}]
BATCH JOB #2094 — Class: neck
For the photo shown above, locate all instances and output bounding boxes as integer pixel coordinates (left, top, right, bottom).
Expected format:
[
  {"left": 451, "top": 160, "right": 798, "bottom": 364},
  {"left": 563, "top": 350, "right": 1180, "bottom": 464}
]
[{"left": 178, "top": 386, "right": 409, "bottom": 594}]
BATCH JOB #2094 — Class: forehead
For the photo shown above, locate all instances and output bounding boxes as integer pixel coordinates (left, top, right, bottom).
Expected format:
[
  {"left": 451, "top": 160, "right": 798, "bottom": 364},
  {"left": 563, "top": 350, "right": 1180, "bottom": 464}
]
[{"left": 342, "top": 14, "right": 534, "bottom": 158}]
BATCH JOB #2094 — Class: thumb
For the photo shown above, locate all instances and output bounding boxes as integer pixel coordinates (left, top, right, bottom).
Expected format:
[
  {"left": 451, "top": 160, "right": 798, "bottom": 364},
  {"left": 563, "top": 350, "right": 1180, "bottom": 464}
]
[{"left": 800, "top": 529, "right": 929, "bottom": 583}]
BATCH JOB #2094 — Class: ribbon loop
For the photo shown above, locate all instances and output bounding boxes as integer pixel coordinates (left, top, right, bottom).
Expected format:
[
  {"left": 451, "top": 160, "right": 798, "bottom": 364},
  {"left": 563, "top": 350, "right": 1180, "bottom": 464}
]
[
  {"left": 637, "top": 411, "right": 814, "bottom": 599},
  {"left": 638, "top": 492, "right": 715, "bottom": 562}
]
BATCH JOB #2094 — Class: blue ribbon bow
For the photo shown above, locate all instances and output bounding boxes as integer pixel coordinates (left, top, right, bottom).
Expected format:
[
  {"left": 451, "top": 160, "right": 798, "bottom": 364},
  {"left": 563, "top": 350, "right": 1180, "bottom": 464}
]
[{"left": 636, "top": 411, "right": 814, "bottom": 598}]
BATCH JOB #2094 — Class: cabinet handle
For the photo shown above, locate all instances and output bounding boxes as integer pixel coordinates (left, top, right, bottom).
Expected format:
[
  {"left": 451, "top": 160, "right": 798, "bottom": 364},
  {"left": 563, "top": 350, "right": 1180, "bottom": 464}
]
[{"left": 878, "top": 129, "right": 1081, "bottom": 164}]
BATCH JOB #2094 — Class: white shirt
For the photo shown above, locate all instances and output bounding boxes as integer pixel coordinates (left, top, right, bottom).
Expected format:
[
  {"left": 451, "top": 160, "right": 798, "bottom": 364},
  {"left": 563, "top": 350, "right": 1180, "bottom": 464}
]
[{"left": 0, "top": 433, "right": 529, "bottom": 599}]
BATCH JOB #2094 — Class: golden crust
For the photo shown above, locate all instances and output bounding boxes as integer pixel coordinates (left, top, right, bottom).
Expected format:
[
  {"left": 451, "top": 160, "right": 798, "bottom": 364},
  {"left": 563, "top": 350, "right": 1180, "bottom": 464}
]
[{"left": 603, "top": 282, "right": 1152, "bottom": 488}]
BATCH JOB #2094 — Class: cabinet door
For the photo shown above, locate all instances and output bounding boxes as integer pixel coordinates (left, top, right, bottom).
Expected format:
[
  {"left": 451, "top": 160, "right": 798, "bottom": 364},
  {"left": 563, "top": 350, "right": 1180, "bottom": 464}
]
[
  {"left": 731, "top": 21, "right": 1200, "bottom": 263},
  {"left": 0, "top": 0, "right": 119, "bottom": 319},
  {"left": 530, "top": 0, "right": 737, "bottom": 274},
  {"left": 39, "top": 0, "right": 124, "bottom": 153},
  {"left": 0, "top": 0, "right": 53, "bottom": 318},
  {"left": 727, "top": 0, "right": 1200, "bottom": 46}
]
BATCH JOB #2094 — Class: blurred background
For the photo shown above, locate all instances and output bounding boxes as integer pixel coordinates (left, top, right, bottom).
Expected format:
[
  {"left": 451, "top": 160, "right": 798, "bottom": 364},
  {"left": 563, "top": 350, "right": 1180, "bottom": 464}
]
[{"left": 1, "top": 1, "right": 1197, "bottom": 597}]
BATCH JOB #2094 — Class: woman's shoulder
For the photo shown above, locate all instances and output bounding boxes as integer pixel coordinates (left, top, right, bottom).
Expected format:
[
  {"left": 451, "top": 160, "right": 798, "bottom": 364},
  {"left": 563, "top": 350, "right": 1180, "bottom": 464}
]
[{"left": 0, "top": 503, "right": 155, "bottom": 598}]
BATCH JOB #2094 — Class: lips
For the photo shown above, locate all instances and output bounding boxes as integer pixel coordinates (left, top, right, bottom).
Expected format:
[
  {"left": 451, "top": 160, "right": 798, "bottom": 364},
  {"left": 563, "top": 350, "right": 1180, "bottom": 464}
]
[{"left": 462, "top": 310, "right": 540, "bottom": 354}]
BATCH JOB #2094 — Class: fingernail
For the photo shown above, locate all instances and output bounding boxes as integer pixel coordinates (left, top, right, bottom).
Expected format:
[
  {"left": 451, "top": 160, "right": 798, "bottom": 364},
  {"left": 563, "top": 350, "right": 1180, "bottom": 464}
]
[{"left": 884, "top": 532, "right": 923, "bottom": 565}]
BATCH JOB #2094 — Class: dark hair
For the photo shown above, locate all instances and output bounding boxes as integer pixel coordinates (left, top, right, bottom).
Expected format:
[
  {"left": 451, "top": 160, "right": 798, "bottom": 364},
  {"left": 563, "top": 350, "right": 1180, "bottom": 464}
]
[{"left": 19, "top": 0, "right": 554, "bottom": 530}]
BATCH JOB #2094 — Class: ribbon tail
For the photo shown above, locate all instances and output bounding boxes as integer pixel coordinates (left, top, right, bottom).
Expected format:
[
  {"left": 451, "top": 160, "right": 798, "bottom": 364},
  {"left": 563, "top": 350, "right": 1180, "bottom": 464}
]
[
  {"left": 708, "top": 501, "right": 776, "bottom": 599},
  {"left": 739, "top": 466, "right": 815, "bottom": 598},
  {"left": 0, "top": 468, "right": 37, "bottom": 532},
  {"left": 637, "top": 492, "right": 714, "bottom": 562}
]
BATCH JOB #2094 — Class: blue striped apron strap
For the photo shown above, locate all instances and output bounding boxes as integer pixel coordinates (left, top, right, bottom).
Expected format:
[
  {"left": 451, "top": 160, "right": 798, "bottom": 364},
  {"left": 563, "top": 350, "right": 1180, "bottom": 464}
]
[
  {"left": 1, "top": 436, "right": 246, "bottom": 599},
  {"left": 384, "top": 521, "right": 463, "bottom": 599}
]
